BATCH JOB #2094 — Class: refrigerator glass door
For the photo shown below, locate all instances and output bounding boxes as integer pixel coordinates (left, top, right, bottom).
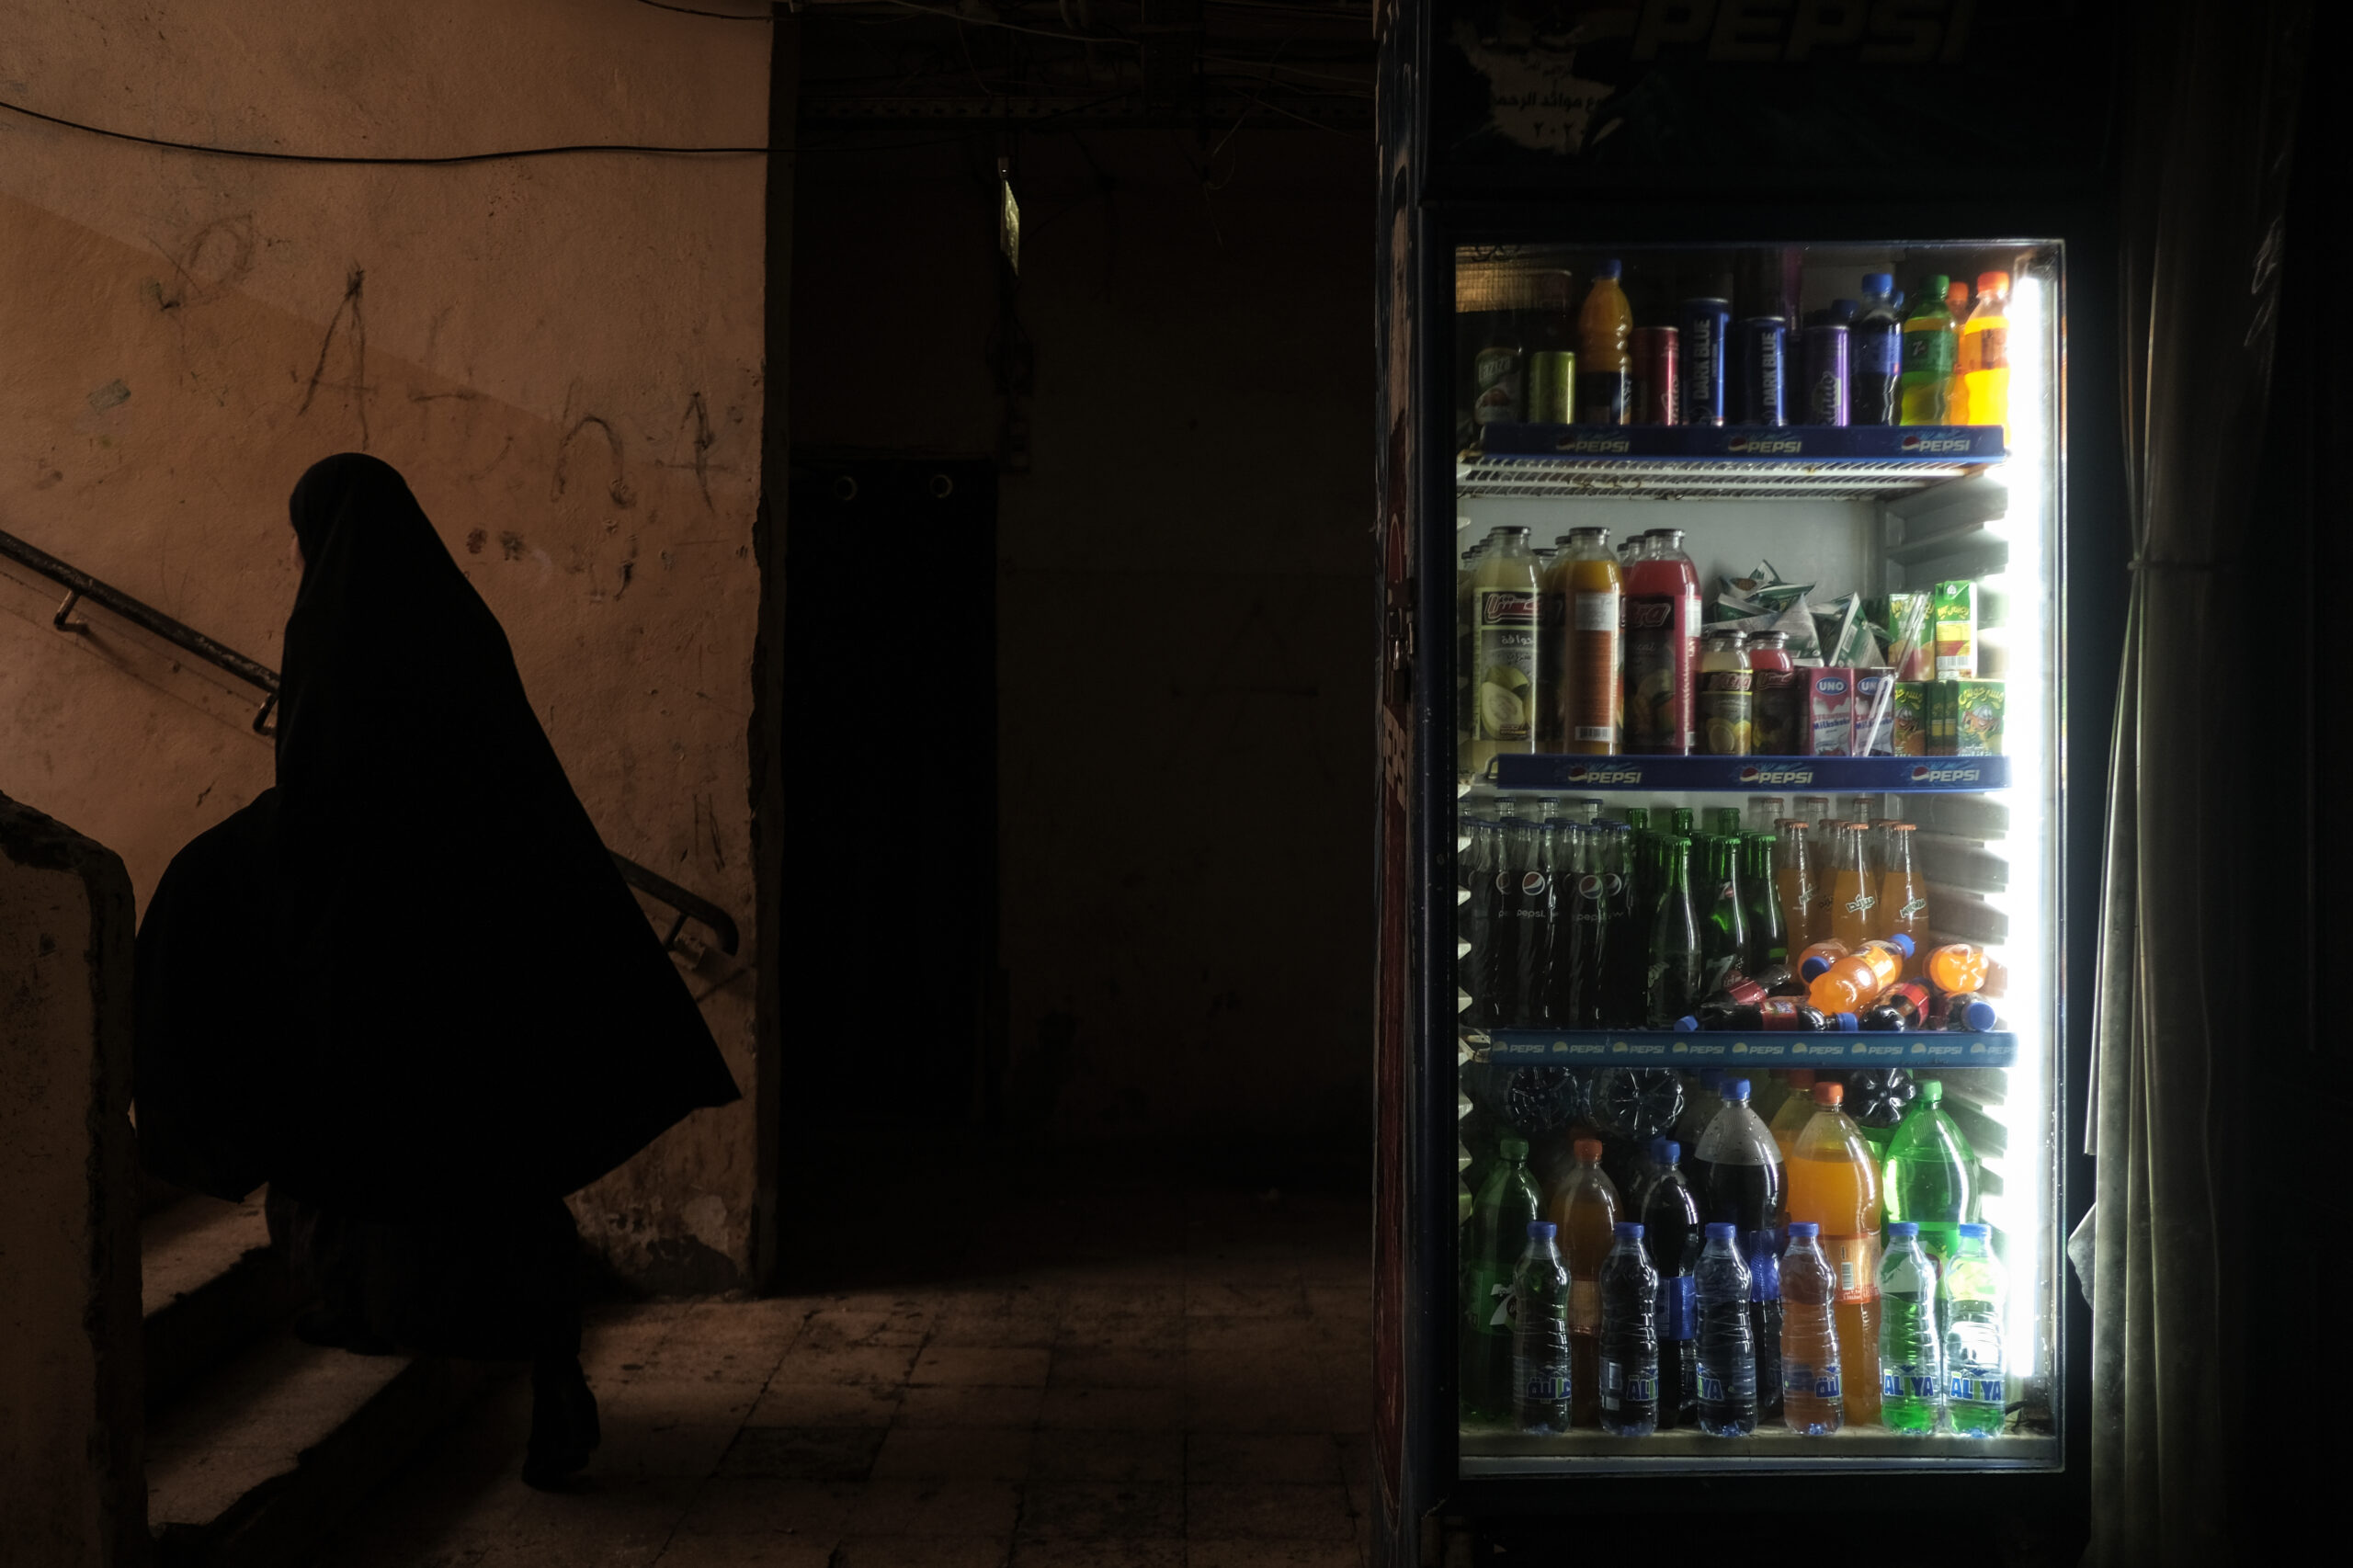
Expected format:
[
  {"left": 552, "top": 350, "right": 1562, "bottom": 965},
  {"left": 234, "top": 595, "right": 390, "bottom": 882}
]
[{"left": 1450, "top": 242, "right": 2063, "bottom": 1474}]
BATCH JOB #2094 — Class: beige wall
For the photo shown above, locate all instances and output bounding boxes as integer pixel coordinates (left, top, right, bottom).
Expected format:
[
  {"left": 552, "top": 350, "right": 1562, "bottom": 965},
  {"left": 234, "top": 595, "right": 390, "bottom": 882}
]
[
  {"left": 793, "top": 128, "right": 1375, "bottom": 1172},
  {"left": 0, "top": 1, "right": 772, "bottom": 1286}
]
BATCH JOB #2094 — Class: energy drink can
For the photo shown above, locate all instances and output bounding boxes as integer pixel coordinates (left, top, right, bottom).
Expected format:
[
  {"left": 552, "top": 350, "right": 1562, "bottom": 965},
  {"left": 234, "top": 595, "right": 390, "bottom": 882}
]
[
  {"left": 1736, "top": 316, "right": 1787, "bottom": 426},
  {"left": 1679, "top": 298, "right": 1730, "bottom": 426},
  {"left": 1631, "top": 326, "right": 1679, "bottom": 425},
  {"left": 1528, "top": 350, "right": 1577, "bottom": 424},
  {"left": 1801, "top": 324, "right": 1850, "bottom": 426}
]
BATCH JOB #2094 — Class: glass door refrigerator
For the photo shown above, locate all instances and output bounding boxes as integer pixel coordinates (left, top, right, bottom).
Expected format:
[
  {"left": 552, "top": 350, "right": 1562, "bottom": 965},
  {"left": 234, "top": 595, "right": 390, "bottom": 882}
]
[{"left": 1370, "top": 7, "right": 2121, "bottom": 1560}]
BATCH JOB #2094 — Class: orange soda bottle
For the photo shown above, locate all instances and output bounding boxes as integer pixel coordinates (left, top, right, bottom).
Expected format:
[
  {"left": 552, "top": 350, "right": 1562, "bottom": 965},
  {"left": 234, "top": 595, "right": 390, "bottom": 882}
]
[
  {"left": 1956, "top": 271, "right": 2012, "bottom": 440},
  {"left": 1795, "top": 937, "right": 1849, "bottom": 982},
  {"left": 1549, "top": 1137, "right": 1622, "bottom": 1427},
  {"left": 1927, "top": 941, "right": 1991, "bottom": 994},
  {"left": 1785, "top": 1081, "right": 1883, "bottom": 1425},
  {"left": 1772, "top": 821, "right": 1817, "bottom": 954},
  {"left": 1768, "top": 1067, "right": 1817, "bottom": 1161},
  {"left": 1807, "top": 936, "right": 1915, "bottom": 1015},
  {"left": 1877, "top": 824, "right": 1929, "bottom": 979},
  {"left": 1827, "top": 822, "right": 1879, "bottom": 952}
]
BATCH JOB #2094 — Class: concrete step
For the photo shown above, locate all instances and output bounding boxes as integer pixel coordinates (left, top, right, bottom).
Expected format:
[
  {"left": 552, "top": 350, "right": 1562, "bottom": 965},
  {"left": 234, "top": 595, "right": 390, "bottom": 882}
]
[
  {"left": 146, "top": 1334, "right": 499, "bottom": 1568},
  {"left": 141, "top": 1191, "right": 290, "bottom": 1410}
]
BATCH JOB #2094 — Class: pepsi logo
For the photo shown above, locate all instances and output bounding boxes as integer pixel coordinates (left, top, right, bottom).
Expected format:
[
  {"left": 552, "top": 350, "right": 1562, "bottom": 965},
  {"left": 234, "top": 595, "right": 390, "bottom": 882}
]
[
  {"left": 1520, "top": 872, "right": 1546, "bottom": 895},
  {"left": 1911, "top": 765, "right": 1932, "bottom": 780},
  {"left": 1739, "top": 765, "right": 1762, "bottom": 781},
  {"left": 1567, "top": 765, "right": 1589, "bottom": 780}
]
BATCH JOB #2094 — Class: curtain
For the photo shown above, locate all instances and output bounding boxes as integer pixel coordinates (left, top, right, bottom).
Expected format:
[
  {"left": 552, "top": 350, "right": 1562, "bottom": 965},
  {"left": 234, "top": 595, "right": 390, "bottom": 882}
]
[{"left": 2087, "top": 1, "right": 2307, "bottom": 1561}]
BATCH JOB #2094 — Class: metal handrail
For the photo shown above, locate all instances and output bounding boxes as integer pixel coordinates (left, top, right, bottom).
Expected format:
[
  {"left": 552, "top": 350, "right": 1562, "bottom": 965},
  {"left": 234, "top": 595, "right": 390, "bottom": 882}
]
[{"left": 0, "top": 523, "right": 740, "bottom": 957}]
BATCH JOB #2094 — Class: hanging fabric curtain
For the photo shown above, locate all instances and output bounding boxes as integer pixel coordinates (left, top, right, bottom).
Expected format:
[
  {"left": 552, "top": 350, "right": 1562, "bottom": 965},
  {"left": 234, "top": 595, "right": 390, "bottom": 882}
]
[{"left": 2087, "top": 1, "right": 2307, "bottom": 1562}]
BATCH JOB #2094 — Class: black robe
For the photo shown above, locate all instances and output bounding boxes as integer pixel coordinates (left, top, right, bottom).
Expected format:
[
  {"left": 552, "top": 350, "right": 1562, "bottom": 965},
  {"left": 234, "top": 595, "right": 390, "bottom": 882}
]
[{"left": 134, "top": 452, "right": 741, "bottom": 1226}]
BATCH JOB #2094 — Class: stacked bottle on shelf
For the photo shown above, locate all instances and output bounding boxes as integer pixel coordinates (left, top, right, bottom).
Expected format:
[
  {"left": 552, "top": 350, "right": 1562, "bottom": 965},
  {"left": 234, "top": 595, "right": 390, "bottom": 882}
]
[
  {"left": 1460, "top": 790, "right": 2006, "bottom": 1034},
  {"left": 1462, "top": 1073, "right": 2008, "bottom": 1441}
]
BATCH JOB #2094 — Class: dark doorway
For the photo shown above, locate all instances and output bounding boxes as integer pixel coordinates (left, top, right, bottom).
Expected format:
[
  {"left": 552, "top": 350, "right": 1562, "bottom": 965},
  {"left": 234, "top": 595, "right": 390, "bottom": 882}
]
[{"left": 778, "top": 457, "right": 1003, "bottom": 1156}]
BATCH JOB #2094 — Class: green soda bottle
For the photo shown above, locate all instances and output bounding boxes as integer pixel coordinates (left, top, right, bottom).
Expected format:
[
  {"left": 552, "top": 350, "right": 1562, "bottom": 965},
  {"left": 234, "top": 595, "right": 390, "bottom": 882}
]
[
  {"left": 1898, "top": 276, "right": 1958, "bottom": 425},
  {"left": 1461, "top": 1136, "right": 1544, "bottom": 1425},
  {"left": 1939, "top": 1222, "right": 2007, "bottom": 1436},
  {"left": 1699, "top": 835, "right": 1748, "bottom": 994},
  {"left": 1877, "top": 1221, "right": 1944, "bottom": 1431},
  {"left": 1741, "top": 832, "right": 1786, "bottom": 973},
  {"left": 1881, "top": 1079, "right": 1977, "bottom": 1264}
]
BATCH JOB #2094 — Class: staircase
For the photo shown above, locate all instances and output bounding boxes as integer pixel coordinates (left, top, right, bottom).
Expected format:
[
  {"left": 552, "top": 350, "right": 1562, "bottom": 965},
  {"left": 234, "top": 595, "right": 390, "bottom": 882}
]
[{"left": 139, "top": 1190, "right": 502, "bottom": 1567}]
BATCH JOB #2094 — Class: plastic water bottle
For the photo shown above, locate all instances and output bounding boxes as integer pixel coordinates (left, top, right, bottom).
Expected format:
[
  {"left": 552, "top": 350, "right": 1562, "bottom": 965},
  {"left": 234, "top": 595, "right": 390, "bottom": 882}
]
[
  {"left": 1940, "top": 1221, "right": 2007, "bottom": 1436},
  {"left": 1746, "top": 1228, "right": 1784, "bottom": 1425},
  {"left": 1780, "top": 1221, "right": 1844, "bottom": 1435},
  {"left": 1509, "top": 1221, "right": 1573, "bottom": 1435},
  {"left": 1597, "top": 1221, "right": 1660, "bottom": 1437},
  {"left": 1878, "top": 1220, "right": 1945, "bottom": 1431},
  {"left": 1694, "top": 1222, "right": 1756, "bottom": 1436}
]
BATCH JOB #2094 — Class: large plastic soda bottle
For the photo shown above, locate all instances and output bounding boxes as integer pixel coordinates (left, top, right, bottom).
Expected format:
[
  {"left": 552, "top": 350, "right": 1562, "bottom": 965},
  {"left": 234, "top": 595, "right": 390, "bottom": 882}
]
[
  {"left": 1647, "top": 836, "right": 1704, "bottom": 1026},
  {"left": 1827, "top": 821, "right": 1879, "bottom": 951},
  {"left": 1597, "top": 1221, "right": 1661, "bottom": 1437},
  {"left": 1877, "top": 824, "right": 1930, "bottom": 974},
  {"left": 1786, "top": 1081, "right": 1883, "bottom": 1425},
  {"left": 1461, "top": 1135, "right": 1545, "bottom": 1424},
  {"left": 1772, "top": 821, "right": 1817, "bottom": 955},
  {"left": 1638, "top": 1142, "right": 1701, "bottom": 1430},
  {"left": 1848, "top": 272, "right": 1903, "bottom": 426},
  {"left": 1808, "top": 935, "right": 1915, "bottom": 1015},
  {"left": 1549, "top": 1137, "right": 1621, "bottom": 1426},
  {"left": 1621, "top": 529, "right": 1700, "bottom": 755},
  {"left": 1577, "top": 260, "right": 1634, "bottom": 426},
  {"left": 1877, "top": 1221, "right": 1945, "bottom": 1432},
  {"left": 1693, "top": 1077, "right": 1786, "bottom": 1241},
  {"left": 1768, "top": 1068, "right": 1817, "bottom": 1161},
  {"left": 1898, "top": 275, "right": 1958, "bottom": 425},
  {"left": 1780, "top": 1221, "right": 1845, "bottom": 1435},
  {"left": 1747, "top": 1227, "right": 1784, "bottom": 1425},
  {"left": 1694, "top": 1223, "right": 1756, "bottom": 1436},
  {"left": 1468, "top": 527, "right": 1542, "bottom": 777},
  {"left": 1940, "top": 1221, "right": 2008, "bottom": 1436},
  {"left": 1544, "top": 527, "right": 1624, "bottom": 755},
  {"left": 1956, "top": 271, "right": 2012, "bottom": 438},
  {"left": 1510, "top": 1221, "right": 1574, "bottom": 1434},
  {"left": 1882, "top": 1079, "right": 1978, "bottom": 1263}
]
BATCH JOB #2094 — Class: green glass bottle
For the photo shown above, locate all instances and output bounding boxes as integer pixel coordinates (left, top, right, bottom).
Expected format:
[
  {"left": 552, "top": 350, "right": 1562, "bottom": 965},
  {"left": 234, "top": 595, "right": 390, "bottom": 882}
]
[
  {"left": 1648, "top": 837, "right": 1702, "bottom": 1026},
  {"left": 1741, "top": 832, "right": 1787, "bottom": 972},
  {"left": 1699, "top": 835, "right": 1748, "bottom": 994},
  {"left": 1461, "top": 1136, "right": 1544, "bottom": 1425}
]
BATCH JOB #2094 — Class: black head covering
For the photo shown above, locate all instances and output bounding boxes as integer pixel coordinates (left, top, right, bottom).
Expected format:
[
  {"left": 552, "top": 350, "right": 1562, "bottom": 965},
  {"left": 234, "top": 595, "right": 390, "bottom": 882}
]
[{"left": 142, "top": 453, "right": 739, "bottom": 1217}]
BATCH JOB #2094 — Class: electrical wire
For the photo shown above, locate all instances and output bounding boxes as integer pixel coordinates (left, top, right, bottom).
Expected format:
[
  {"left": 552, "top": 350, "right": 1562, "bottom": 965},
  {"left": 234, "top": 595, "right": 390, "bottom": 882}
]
[
  {"left": 0, "top": 97, "right": 765, "bottom": 164},
  {"left": 634, "top": 0, "right": 774, "bottom": 17}
]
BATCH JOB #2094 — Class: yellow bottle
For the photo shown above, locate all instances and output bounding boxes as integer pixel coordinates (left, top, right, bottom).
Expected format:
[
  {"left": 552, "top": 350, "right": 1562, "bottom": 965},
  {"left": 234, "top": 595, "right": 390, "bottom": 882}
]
[
  {"left": 1827, "top": 821, "right": 1878, "bottom": 952},
  {"left": 1956, "top": 270, "right": 2012, "bottom": 441},
  {"left": 1542, "top": 527, "right": 1622, "bottom": 755},
  {"left": 1465, "top": 527, "right": 1540, "bottom": 778}
]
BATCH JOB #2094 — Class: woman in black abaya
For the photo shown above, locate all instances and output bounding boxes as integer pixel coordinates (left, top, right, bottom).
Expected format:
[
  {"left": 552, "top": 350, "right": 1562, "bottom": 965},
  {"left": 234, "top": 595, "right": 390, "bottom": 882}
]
[{"left": 134, "top": 453, "right": 740, "bottom": 1486}]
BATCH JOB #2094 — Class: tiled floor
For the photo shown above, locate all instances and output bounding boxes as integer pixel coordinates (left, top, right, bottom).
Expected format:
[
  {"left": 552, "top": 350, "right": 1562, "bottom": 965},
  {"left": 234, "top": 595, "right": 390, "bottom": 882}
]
[{"left": 317, "top": 1182, "right": 1374, "bottom": 1567}]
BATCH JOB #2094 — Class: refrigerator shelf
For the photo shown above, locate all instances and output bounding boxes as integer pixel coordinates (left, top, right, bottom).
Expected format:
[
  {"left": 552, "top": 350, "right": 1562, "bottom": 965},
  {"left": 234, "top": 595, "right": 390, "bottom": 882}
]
[
  {"left": 1459, "top": 1427, "right": 2059, "bottom": 1474},
  {"left": 1483, "top": 754, "right": 2009, "bottom": 792},
  {"left": 1457, "top": 424, "right": 2006, "bottom": 502},
  {"left": 1469, "top": 1028, "right": 2018, "bottom": 1070}
]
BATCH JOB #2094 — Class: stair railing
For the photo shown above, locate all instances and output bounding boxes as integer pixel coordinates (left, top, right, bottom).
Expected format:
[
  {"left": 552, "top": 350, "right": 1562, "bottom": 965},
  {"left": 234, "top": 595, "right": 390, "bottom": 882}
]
[{"left": 0, "top": 525, "right": 739, "bottom": 957}]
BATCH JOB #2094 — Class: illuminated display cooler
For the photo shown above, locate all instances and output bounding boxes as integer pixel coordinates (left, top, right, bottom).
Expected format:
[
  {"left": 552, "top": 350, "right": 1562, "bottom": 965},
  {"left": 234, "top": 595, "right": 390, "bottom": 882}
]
[{"left": 1370, "top": 5, "right": 2118, "bottom": 1558}]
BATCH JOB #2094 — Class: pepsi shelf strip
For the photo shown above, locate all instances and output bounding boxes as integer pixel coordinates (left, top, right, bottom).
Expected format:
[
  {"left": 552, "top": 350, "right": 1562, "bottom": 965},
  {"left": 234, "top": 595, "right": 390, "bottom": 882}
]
[
  {"left": 1486, "top": 755, "right": 2011, "bottom": 793},
  {"left": 1474, "top": 424, "right": 2009, "bottom": 461},
  {"left": 1477, "top": 1029, "right": 2018, "bottom": 1070}
]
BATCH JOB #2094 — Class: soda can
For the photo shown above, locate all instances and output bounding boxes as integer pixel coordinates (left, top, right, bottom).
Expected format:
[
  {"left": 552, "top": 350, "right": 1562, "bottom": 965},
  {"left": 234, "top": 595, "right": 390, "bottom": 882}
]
[
  {"left": 1735, "top": 317, "right": 1787, "bottom": 426},
  {"left": 1679, "top": 298, "right": 1730, "bottom": 426},
  {"left": 1801, "top": 324, "right": 1850, "bottom": 426},
  {"left": 1630, "top": 326, "right": 1679, "bottom": 425},
  {"left": 1527, "top": 349, "right": 1576, "bottom": 424}
]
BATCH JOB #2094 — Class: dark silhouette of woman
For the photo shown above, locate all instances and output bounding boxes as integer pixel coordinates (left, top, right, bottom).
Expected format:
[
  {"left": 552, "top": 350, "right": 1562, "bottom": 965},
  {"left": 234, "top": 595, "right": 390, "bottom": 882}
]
[{"left": 133, "top": 453, "right": 741, "bottom": 1486}]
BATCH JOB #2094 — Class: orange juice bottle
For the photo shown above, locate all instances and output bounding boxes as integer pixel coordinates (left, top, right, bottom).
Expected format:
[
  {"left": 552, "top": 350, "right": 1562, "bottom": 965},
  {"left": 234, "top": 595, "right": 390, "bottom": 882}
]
[
  {"left": 1827, "top": 822, "right": 1878, "bottom": 952},
  {"left": 1956, "top": 271, "right": 2012, "bottom": 440},
  {"left": 1772, "top": 821, "right": 1816, "bottom": 954},
  {"left": 1927, "top": 940, "right": 1990, "bottom": 995},
  {"left": 1785, "top": 1081, "right": 1883, "bottom": 1424},
  {"left": 1546, "top": 527, "right": 1622, "bottom": 754},
  {"left": 1877, "top": 824, "right": 1929, "bottom": 978},
  {"left": 1807, "top": 936, "right": 1915, "bottom": 1015}
]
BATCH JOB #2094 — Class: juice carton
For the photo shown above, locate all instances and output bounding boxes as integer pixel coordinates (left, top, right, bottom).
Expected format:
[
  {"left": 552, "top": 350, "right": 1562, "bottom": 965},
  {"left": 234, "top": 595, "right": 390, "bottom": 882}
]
[
  {"left": 1889, "top": 682, "right": 1927, "bottom": 756},
  {"left": 1851, "top": 667, "right": 1897, "bottom": 756},
  {"left": 1873, "top": 592, "right": 1934, "bottom": 680},
  {"left": 1955, "top": 678, "right": 2006, "bottom": 756},
  {"left": 1927, "top": 681, "right": 1959, "bottom": 756},
  {"left": 1801, "top": 666, "right": 1854, "bottom": 757},
  {"left": 1933, "top": 580, "right": 1977, "bottom": 679}
]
